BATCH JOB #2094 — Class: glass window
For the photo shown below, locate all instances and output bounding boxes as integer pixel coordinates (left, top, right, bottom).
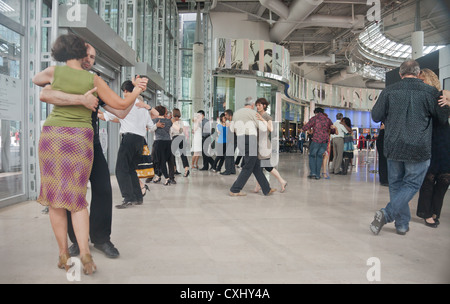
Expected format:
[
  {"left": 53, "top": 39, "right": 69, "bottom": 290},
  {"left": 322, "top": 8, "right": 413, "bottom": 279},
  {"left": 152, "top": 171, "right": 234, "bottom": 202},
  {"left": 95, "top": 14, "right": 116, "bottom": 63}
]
[
  {"left": 0, "top": 25, "right": 23, "bottom": 200},
  {"left": 214, "top": 77, "right": 235, "bottom": 119},
  {"left": 0, "top": 120, "right": 24, "bottom": 199},
  {"left": 0, "top": 0, "right": 21, "bottom": 24},
  {"left": 79, "top": 0, "right": 99, "bottom": 14},
  {"left": 0, "top": 24, "right": 21, "bottom": 78},
  {"left": 101, "top": 0, "right": 119, "bottom": 33}
]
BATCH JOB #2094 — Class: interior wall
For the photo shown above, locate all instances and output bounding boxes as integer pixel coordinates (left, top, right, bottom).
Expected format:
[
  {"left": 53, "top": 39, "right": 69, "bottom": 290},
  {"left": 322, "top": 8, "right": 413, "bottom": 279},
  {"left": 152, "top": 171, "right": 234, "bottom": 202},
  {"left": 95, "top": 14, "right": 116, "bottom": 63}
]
[
  {"left": 235, "top": 77, "right": 257, "bottom": 109},
  {"left": 209, "top": 12, "right": 270, "bottom": 41}
]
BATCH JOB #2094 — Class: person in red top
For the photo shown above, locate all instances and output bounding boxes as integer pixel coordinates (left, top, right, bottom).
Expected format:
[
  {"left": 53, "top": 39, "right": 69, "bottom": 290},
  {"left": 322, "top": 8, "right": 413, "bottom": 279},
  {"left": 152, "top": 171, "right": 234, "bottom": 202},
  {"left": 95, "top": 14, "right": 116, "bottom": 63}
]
[{"left": 302, "top": 108, "right": 336, "bottom": 179}]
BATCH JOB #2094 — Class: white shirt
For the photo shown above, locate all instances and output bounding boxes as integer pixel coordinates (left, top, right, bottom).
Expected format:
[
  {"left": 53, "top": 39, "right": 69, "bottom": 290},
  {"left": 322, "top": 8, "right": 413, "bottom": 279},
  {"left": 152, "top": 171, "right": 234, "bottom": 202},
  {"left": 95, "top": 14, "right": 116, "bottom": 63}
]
[
  {"left": 103, "top": 99, "right": 155, "bottom": 137},
  {"left": 331, "top": 119, "right": 347, "bottom": 139}
]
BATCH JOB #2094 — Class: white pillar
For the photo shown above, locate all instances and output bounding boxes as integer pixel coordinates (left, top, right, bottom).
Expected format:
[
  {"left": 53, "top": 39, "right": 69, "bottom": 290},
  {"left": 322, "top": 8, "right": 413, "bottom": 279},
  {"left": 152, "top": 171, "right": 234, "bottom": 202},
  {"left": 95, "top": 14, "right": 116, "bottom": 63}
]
[{"left": 411, "top": 31, "right": 424, "bottom": 60}]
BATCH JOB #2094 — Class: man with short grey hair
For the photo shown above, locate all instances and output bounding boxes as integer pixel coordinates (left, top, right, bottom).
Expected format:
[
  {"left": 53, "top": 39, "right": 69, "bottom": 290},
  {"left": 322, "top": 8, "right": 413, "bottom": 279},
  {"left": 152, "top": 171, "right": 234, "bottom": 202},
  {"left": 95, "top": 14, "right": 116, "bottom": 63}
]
[
  {"left": 330, "top": 113, "right": 346, "bottom": 175},
  {"left": 370, "top": 59, "right": 449, "bottom": 236},
  {"left": 229, "top": 97, "right": 276, "bottom": 196}
]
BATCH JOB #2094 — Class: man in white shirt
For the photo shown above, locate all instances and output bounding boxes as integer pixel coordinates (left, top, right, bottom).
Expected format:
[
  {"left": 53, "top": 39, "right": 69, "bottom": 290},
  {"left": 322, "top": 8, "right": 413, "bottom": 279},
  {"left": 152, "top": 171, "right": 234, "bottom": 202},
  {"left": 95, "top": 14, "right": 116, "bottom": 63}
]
[
  {"left": 229, "top": 97, "right": 276, "bottom": 196},
  {"left": 330, "top": 113, "right": 347, "bottom": 175},
  {"left": 102, "top": 80, "right": 157, "bottom": 209}
]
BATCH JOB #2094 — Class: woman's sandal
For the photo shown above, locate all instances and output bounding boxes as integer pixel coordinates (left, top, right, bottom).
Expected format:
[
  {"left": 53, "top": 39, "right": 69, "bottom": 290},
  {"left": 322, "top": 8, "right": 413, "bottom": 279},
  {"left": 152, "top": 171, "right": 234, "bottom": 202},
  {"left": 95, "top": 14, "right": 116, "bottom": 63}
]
[
  {"left": 81, "top": 254, "right": 97, "bottom": 275},
  {"left": 58, "top": 253, "right": 71, "bottom": 271}
]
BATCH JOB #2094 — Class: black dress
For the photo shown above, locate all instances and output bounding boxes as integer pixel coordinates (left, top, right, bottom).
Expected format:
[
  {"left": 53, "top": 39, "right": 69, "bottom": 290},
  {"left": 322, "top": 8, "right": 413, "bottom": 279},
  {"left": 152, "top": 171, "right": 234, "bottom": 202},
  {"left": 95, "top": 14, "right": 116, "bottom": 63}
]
[{"left": 417, "top": 121, "right": 450, "bottom": 220}]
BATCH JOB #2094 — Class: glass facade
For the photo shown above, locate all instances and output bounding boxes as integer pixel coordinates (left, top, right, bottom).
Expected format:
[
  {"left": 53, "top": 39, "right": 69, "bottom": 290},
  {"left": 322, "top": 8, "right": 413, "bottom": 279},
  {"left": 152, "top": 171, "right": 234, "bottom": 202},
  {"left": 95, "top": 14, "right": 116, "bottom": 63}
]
[{"left": 0, "top": 2, "right": 25, "bottom": 204}]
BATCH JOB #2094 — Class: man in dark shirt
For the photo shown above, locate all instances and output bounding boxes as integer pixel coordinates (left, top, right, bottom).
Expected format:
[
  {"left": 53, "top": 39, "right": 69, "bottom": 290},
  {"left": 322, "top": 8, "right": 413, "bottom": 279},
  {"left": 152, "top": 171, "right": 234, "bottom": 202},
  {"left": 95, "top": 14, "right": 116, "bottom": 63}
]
[
  {"left": 370, "top": 59, "right": 449, "bottom": 236},
  {"left": 301, "top": 107, "right": 335, "bottom": 179}
]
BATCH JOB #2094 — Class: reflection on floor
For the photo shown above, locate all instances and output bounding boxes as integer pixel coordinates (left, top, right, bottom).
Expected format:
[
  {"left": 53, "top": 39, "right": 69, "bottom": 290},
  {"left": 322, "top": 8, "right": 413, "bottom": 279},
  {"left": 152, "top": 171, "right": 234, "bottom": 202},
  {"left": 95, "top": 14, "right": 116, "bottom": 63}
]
[{"left": 0, "top": 151, "right": 449, "bottom": 284}]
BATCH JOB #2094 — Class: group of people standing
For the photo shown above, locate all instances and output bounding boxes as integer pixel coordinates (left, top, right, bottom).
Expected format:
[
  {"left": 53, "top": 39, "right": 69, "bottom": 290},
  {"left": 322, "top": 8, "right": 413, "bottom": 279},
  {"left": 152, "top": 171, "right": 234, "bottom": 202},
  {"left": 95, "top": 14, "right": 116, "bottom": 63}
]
[
  {"left": 300, "top": 108, "right": 354, "bottom": 180},
  {"left": 191, "top": 97, "right": 287, "bottom": 195}
]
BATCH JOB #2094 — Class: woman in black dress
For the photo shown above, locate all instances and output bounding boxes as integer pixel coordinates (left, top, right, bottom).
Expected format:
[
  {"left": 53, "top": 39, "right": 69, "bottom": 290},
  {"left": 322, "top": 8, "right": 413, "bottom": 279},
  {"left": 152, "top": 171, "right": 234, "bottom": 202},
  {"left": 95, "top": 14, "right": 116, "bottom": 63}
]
[{"left": 416, "top": 68, "right": 450, "bottom": 228}]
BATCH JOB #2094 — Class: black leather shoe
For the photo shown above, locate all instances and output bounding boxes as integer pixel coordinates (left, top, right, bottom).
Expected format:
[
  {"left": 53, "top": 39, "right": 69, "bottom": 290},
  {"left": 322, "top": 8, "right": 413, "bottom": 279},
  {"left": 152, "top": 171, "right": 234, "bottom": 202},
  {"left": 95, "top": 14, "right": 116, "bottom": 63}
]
[
  {"left": 200, "top": 167, "right": 209, "bottom": 171},
  {"left": 68, "top": 243, "right": 80, "bottom": 257},
  {"left": 220, "top": 171, "right": 231, "bottom": 175},
  {"left": 115, "top": 200, "right": 133, "bottom": 209},
  {"left": 424, "top": 219, "right": 438, "bottom": 228},
  {"left": 94, "top": 241, "right": 120, "bottom": 258}
]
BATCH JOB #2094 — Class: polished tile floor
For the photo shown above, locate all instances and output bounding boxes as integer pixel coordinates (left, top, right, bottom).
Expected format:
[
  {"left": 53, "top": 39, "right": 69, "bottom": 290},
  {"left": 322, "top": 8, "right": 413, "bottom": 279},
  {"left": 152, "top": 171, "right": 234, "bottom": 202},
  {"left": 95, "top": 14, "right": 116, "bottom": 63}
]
[{"left": 1, "top": 151, "right": 449, "bottom": 284}]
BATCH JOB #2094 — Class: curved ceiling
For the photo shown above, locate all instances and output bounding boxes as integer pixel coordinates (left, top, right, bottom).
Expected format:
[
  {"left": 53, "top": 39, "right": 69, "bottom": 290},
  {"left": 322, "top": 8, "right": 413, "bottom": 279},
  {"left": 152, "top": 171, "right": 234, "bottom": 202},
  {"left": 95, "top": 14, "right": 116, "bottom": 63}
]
[{"left": 177, "top": 0, "right": 450, "bottom": 84}]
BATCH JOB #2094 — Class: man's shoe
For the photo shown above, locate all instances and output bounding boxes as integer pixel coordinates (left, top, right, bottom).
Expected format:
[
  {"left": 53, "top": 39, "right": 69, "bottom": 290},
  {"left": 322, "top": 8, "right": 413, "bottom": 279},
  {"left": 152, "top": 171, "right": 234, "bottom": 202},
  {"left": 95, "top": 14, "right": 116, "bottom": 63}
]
[
  {"left": 396, "top": 227, "right": 409, "bottom": 235},
  {"left": 229, "top": 191, "right": 246, "bottom": 196},
  {"left": 94, "top": 241, "right": 120, "bottom": 259},
  {"left": 220, "top": 171, "right": 231, "bottom": 175},
  {"left": 115, "top": 200, "right": 133, "bottom": 209},
  {"left": 68, "top": 243, "right": 80, "bottom": 257},
  {"left": 133, "top": 200, "right": 143, "bottom": 205},
  {"left": 370, "top": 210, "right": 386, "bottom": 235},
  {"left": 200, "top": 167, "right": 209, "bottom": 171}
]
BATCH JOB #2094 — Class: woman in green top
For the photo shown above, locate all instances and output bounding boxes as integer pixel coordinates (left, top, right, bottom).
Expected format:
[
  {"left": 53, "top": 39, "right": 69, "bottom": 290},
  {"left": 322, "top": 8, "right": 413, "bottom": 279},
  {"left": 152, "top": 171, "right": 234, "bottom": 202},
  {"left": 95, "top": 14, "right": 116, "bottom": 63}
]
[{"left": 33, "top": 34, "right": 146, "bottom": 275}]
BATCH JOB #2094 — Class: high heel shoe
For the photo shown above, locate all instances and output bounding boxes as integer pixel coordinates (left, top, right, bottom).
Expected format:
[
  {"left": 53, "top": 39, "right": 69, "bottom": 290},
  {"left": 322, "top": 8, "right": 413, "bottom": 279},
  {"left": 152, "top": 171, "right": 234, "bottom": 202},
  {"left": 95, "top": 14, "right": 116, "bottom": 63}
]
[
  {"left": 141, "top": 184, "right": 149, "bottom": 197},
  {"left": 280, "top": 181, "right": 288, "bottom": 193},
  {"left": 81, "top": 254, "right": 97, "bottom": 275},
  {"left": 153, "top": 177, "right": 161, "bottom": 183},
  {"left": 58, "top": 252, "right": 71, "bottom": 271},
  {"left": 163, "top": 179, "right": 170, "bottom": 186},
  {"left": 184, "top": 170, "right": 190, "bottom": 177}
]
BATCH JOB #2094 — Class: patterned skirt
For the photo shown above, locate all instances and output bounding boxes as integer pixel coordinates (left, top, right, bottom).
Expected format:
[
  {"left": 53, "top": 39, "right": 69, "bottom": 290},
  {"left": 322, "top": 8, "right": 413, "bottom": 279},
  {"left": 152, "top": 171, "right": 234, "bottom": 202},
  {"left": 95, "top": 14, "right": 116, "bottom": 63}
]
[{"left": 37, "top": 126, "right": 94, "bottom": 212}]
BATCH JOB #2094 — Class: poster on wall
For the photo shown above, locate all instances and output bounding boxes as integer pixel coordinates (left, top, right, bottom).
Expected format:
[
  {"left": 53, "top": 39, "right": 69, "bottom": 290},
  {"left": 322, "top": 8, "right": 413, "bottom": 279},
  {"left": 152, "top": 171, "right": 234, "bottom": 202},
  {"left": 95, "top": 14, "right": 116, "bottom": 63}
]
[
  {"left": 273, "top": 45, "right": 283, "bottom": 76},
  {"left": 217, "top": 38, "right": 226, "bottom": 68},
  {"left": 231, "top": 39, "right": 244, "bottom": 70},
  {"left": 248, "top": 40, "right": 261, "bottom": 71}
]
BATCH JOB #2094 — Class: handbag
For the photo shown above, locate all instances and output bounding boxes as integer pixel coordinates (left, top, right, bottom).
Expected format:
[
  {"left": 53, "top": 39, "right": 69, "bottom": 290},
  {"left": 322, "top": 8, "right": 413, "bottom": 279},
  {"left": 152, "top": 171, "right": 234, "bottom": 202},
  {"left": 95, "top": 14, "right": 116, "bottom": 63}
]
[{"left": 136, "top": 144, "right": 155, "bottom": 179}]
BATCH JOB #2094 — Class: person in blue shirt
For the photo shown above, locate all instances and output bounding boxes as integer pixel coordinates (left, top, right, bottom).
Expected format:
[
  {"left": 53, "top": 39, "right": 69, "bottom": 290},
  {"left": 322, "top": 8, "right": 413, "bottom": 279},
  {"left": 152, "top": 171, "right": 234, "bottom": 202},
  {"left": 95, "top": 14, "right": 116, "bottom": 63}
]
[{"left": 212, "top": 113, "right": 227, "bottom": 172}]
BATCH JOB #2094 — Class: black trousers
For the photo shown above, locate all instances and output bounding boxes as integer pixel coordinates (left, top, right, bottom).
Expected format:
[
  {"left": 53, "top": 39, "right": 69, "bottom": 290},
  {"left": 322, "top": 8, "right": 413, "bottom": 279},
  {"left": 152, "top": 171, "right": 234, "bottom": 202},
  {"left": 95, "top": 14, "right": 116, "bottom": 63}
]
[
  {"left": 67, "top": 140, "right": 113, "bottom": 245},
  {"left": 417, "top": 172, "right": 450, "bottom": 220},
  {"left": 201, "top": 135, "right": 214, "bottom": 169},
  {"left": 230, "top": 135, "right": 270, "bottom": 195},
  {"left": 153, "top": 140, "right": 172, "bottom": 179},
  {"left": 224, "top": 135, "right": 237, "bottom": 174},
  {"left": 115, "top": 133, "right": 145, "bottom": 202},
  {"left": 213, "top": 142, "right": 226, "bottom": 171}
]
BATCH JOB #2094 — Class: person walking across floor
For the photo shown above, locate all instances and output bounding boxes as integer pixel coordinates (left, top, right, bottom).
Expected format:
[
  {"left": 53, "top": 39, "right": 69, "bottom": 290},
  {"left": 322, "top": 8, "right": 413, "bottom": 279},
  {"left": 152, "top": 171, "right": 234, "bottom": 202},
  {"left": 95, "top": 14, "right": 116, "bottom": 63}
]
[
  {"left": 330, "top": 113, "right": 347, "bottom": 175},
  {"left": 102, "top": 80, "right": 156, "bottom": 209},
  {"left": 32, "top": 34, "right": 147, "bottom": 274},
  {"left": 253, "top": 98, "right": 288, "bottom": 192},
  {"left": 301, "top": 107, "right": 336, "bottom": 180},
  {"left": 229, "top": 97, "right": 276, "bottom": 196},
  {"left": 171, "top": 108, "right": 190, "bottom": 177},
  {"left": 370, "top": 60, "right": 449, "bottom": 236},
  {"left": 416, "top": 68, "right": 450, "bottom": 228}
]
